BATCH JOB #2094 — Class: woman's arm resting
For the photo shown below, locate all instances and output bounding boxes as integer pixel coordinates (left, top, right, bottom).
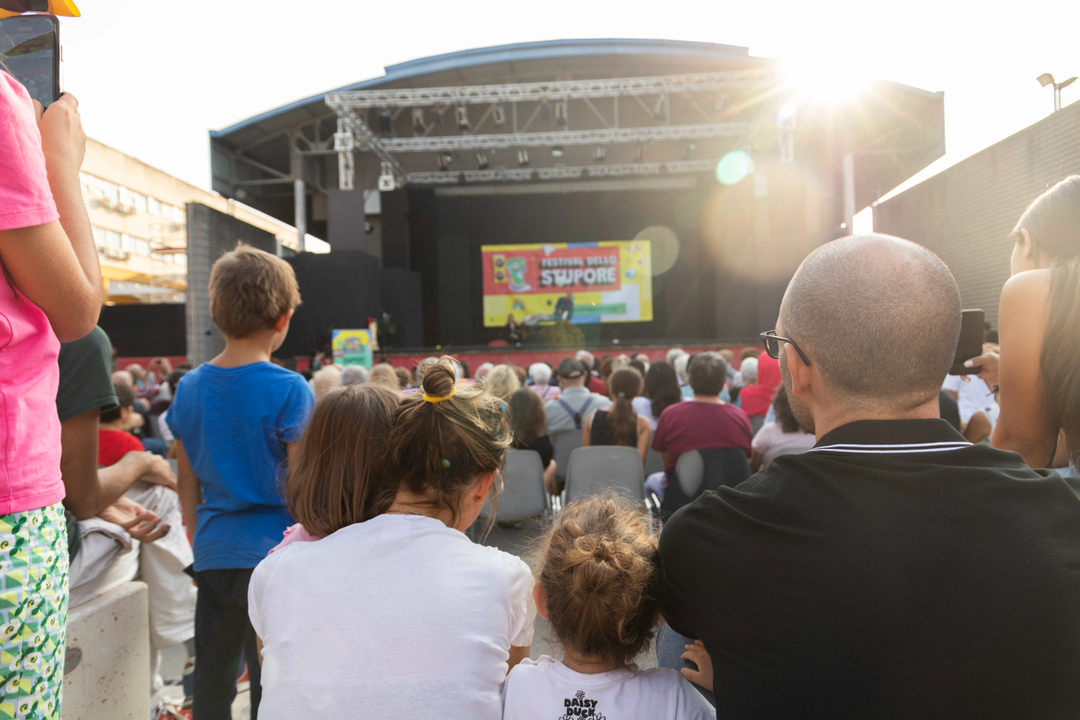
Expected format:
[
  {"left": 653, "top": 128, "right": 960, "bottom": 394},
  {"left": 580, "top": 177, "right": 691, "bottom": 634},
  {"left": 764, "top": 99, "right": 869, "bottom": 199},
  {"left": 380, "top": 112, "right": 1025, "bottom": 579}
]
[{"left": 508, "top": 645, "right": 530, "bottom": 672}]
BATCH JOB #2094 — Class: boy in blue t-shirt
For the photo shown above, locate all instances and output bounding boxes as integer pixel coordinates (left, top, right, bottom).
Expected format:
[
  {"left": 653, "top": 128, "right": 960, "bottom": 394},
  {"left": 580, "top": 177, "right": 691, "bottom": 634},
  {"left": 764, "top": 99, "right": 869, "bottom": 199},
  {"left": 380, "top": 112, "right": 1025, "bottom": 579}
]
[{"left": 168, "top": 244, "right": 314, "bottom": 719}]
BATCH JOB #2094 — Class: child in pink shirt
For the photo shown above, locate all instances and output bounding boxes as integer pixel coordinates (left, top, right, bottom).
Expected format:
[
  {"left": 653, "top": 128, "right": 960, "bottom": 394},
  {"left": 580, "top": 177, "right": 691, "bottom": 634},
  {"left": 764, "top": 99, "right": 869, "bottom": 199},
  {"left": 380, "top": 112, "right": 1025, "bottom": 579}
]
[{"left": 0, "top": 70, "right": 102, "bottom": 717}]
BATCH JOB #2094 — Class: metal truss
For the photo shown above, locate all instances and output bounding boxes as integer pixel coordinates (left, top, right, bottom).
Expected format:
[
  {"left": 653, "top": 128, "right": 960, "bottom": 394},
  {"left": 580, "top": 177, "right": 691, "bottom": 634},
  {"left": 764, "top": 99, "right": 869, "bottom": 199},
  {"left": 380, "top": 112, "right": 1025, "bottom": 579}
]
[
  {"left": 329, "top": 103, "right": 408, "bottom": 186},
  {"left": 325, "top": 69, "right": 778, "bottom": 108},
  {"left": 381, "top": 122, "right": 749, "bottom": 152},
  {"left": 405, "top": 159, "right": 719, "bottom": 185}
]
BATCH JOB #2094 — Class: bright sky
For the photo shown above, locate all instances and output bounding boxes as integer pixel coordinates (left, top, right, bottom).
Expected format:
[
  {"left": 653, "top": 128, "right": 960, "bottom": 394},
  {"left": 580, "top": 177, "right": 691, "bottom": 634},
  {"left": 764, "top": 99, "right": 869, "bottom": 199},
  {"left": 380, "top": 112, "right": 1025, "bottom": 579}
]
[{"left": 60, "top": 0, "right": 1080, "bottom": 204}]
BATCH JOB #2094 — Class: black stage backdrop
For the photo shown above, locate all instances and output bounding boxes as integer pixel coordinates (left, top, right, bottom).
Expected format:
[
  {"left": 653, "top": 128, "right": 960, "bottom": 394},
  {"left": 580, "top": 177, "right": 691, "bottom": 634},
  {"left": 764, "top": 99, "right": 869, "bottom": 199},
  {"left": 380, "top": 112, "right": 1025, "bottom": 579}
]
[{"left": 419, "top": 187, "right": 718, "bottom": 346}]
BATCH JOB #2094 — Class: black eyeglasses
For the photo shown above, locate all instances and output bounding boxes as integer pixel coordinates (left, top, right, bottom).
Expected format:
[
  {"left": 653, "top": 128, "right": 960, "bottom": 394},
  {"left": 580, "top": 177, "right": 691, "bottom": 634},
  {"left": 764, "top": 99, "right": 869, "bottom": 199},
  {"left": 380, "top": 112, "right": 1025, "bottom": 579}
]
[{"left": 760, "top": 330, "right": 812, "bottom": 367}]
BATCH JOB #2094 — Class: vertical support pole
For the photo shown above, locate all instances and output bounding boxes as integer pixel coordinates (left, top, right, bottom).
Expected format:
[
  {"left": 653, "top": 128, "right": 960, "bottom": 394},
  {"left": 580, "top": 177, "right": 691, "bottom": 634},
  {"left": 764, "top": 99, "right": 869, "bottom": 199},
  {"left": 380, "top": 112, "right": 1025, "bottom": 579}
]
[
  {"left": 335, "top": 118, "right": 355, "bottom": 191},
  {"left": 291, "top": 134, "right": 306, "bottom": 252},
  {"left": 842, "top": 152, "right": 856, "bottom": 233}
]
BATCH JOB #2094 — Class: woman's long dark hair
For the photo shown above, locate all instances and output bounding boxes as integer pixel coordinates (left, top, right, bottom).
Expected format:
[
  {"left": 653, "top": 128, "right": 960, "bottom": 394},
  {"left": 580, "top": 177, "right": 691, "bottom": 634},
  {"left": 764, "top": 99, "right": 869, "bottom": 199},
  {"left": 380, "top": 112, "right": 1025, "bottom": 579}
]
[
  {"left": 508, "top": 388, "right": 547, "bottom": 446},
  {"left": 644, "top": 361, "right": 682, "bottom": 419},
  {"left": 1015, "top": 175, "right": 1080, "bottom": 465},
  {"left": 607, "top": 368, "right": 643, "bottom": 447}
]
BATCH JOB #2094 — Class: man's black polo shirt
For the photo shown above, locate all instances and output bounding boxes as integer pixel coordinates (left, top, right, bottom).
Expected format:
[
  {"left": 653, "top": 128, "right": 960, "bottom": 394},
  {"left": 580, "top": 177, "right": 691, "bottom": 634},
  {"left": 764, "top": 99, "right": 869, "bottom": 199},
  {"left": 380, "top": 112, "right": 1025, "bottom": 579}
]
[{"left": 660, "top": 418, "right": 1080, "bottom": 719}]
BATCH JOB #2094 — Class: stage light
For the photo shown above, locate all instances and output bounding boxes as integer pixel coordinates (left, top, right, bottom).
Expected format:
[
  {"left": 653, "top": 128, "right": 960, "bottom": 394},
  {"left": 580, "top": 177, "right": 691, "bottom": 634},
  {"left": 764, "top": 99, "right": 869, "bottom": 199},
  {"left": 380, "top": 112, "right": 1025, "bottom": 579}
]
[
  {"left": 776, "top": 101, "right": 798, "bottom": 124},
  {"left": 716, "top": 149, "right": 753, "bottom": 185},
  {"left": 456, "top": 107, "right": 470, "bottom": 131},
  {"left": 438, "top": 153, "right": 450, "bottom": 171},
  {"left": 653, "top": 95, "right": 666, "bottom": 118},
  {"left": 555, "top": 101, "right": 568, "bottom": 127},
  {"left": 551, "top": 146, "right": 564, "bottom": 158},
  {"left": 377, "top": 109, "right": 393, "bottom": 135},
  {"left": 635, "top": 145, "right": 645, "bottom": 162},
  {"left": 517, "top": 150, "right": 530, "bottom": 166},
  {"left": 432, "top": 108, "right": 444, "bottom": 125},
  {"left": 785, "top": 61, "right": 869, "bottom": 104},
  {"left": 493, "top": 106, "right": 506, "bottom": 126},
  {"left": 682, "top": 142, "right": 696, "bottom": 160},
  {"left": 594, "top": 146, "right": 606, "bottom": 162},
  {"left": 412, "top": 108, "right": 425, "bottom": 134},
  {"left": 475, "top": 152, "right": 489, "bottom": 170}
]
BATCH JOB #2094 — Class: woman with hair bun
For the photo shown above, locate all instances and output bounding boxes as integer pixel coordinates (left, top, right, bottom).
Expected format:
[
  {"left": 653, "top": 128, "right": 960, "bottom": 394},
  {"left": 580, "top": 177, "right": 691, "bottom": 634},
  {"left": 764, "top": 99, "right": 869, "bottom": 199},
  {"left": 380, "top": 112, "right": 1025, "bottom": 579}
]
[
  {"left": 503, "top": 495, "right": 715, "bottom": 719},
  {"left": 249, "top": 359, "right": 535, "bottom": 720},
  {"left": 583, "top": 367, "right": 652, "bottom": 465}
]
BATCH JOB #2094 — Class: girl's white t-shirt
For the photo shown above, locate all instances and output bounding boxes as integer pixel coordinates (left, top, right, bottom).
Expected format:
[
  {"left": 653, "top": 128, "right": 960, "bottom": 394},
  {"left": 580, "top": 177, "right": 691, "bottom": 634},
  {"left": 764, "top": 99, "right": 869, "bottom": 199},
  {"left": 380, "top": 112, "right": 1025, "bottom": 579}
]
[
  {"left": 503, "top": 655, "right": 716, "bottom": 720},
  {"left": 249, "top": 514, "right": 536, "bottom": 720}
]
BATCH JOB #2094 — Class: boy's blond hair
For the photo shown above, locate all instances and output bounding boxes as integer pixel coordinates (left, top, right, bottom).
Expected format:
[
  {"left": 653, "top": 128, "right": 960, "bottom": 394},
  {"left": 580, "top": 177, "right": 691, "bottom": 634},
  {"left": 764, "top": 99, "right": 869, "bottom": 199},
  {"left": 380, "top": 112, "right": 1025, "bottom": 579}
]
[{"left": 209, "top": 244, "right": 301, "bottom": 339}]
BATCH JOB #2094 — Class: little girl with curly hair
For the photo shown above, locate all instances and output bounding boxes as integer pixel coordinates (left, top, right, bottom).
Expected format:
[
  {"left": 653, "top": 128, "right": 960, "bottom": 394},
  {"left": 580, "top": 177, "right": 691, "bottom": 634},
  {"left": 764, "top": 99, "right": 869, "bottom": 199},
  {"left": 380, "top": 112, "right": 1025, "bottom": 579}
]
[{"left": 502, "top": 495, "right": 715, "bottom": 719}]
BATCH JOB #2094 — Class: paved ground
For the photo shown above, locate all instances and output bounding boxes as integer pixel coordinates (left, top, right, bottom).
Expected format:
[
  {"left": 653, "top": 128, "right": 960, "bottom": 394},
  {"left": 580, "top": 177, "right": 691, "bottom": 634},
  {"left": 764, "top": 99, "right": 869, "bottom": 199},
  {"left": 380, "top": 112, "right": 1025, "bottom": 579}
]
[{"left": 159, "top": 516, "right": 654, "bottom": 718}]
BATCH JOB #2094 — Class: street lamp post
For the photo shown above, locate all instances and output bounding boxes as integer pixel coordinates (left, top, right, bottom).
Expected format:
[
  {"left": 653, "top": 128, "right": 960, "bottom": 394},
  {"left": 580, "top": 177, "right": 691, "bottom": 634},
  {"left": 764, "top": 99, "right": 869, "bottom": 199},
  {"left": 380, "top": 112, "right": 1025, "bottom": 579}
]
[{"left": 1037, "top": 73, "right": 1078, "bottom": 112}]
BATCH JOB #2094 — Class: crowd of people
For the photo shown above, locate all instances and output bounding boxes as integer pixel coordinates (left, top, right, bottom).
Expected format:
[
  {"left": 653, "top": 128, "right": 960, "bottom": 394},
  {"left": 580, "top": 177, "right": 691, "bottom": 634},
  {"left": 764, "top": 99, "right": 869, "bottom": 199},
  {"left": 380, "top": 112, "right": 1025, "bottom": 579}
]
[{"left": 4, "top": 56, "right": 1080, "bottom": 720}]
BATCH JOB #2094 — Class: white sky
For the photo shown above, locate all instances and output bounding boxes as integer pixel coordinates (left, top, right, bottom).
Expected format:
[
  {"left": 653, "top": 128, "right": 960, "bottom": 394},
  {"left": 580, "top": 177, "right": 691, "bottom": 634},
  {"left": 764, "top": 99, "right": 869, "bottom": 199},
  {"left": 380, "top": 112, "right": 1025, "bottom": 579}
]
[{"left": 60, "top": 0, "right": 1080, "bottom": 202}]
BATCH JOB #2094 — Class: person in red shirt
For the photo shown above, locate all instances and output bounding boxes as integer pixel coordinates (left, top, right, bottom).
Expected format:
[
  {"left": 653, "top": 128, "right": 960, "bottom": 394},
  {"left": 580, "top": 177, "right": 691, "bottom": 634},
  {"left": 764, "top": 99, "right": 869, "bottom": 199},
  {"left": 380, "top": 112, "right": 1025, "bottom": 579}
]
[
  {"left": 653, "top": 351, "right": 753, "bottom": 470},
  {"left": 98, "top": 383, "right": 146, "bottom": 467}
]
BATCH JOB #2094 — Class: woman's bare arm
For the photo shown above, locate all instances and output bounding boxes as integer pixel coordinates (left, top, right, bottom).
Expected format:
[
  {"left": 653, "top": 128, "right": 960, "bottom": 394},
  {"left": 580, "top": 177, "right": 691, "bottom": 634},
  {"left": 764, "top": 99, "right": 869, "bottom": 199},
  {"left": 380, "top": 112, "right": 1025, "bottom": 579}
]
[
  {"left": 991, "top": 272, "right": 1058, "bottom": 467},
  {"left": 636, "top": 415, "right": 652, "bottom": 464}
]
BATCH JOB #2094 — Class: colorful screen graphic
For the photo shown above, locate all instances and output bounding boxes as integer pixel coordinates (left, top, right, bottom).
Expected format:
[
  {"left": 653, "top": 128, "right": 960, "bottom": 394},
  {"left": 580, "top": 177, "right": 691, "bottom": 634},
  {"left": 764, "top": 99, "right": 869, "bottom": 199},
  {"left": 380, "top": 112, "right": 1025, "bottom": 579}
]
[{"left": 482, "top": 241, "right": 653, "bottom": 327}]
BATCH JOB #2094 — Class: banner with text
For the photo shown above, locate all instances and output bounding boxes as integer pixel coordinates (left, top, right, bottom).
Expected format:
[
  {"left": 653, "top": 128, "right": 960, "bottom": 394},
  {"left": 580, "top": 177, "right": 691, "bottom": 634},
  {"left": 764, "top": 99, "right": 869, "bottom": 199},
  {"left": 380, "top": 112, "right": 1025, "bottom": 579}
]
[{"left": 482, "top": 241, "right": 652, "bottom": 327}]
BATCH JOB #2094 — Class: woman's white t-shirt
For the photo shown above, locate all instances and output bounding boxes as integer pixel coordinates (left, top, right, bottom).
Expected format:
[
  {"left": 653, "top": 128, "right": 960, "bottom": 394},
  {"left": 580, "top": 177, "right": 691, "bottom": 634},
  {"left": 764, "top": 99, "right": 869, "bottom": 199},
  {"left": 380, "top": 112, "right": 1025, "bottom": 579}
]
[
  {"left": 503, "top": 655, "right": 715, "bottom": 720},
  {"left": 249, "top": 514, "right": 536, "bottom": 720},
  {"left": 633, "top": 396, "right": 659, "bottom": 430}
]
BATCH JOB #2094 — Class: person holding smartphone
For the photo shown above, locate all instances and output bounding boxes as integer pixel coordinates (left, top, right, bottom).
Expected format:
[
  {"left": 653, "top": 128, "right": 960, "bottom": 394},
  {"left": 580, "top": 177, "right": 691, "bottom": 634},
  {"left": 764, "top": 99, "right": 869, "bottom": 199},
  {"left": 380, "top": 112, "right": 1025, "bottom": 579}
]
[
  {"left": 0, "top": 62, "right": 102, "bottom": 715},
  {"left": 965, "top": 176, "right": 1080, "bottom": 470}
]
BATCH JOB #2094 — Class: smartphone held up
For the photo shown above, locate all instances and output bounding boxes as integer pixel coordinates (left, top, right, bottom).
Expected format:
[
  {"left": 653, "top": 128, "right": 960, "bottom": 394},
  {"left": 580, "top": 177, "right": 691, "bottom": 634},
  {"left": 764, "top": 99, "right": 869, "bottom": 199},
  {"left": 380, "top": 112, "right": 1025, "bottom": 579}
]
[
  {"left": 949, "top": 309, "right": 985, "bottom": 376},
  {"left": 0, "top": 11, "right": 60, "bottom": 106}
]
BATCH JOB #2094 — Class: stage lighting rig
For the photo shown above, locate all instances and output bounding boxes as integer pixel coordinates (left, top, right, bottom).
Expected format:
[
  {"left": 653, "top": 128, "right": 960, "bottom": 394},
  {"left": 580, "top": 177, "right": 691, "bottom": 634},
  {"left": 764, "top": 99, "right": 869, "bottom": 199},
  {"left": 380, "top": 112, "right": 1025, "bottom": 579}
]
[
  {"left": 475, "top": 152, "right": 489, "bottom": 170},
  {"left": 551, "top": 146, "right": 564, "bottom": 158},
  {"left": 412, "top": 108, "right": 426, "bottom": 134},
  {"left": 493, "top": 106, "right": 507, "bottom": 126},
  {"left": 517, "top": 150, "right": 530, "bottom": 166},
  {"left": 555, "top": 101, "right": 569, "bottom": 127},
  {"left": 594, "top": 146, "right": 606, "bottom": 162},
  {"left": 456, "top": 106, "right": 471, "bottom": 131}
]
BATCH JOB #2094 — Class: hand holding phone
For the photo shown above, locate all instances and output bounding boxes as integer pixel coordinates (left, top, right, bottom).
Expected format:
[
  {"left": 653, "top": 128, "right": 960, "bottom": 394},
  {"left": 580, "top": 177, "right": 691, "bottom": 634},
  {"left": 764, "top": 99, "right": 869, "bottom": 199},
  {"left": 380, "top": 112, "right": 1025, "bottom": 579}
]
[
  {"left": 949, "top": 309, "right": 985, "bottom": 376},
  {"left": 0, "top": 13, "right": 60, "bottom": 106}
]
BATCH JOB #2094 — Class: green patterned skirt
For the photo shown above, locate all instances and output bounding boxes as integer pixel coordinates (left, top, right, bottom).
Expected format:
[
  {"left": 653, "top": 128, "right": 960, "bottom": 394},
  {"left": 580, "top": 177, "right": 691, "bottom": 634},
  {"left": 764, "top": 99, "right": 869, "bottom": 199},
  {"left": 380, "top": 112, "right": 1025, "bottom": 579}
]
[{"left": 0, "top": 503, "right": 68, "bottom": 720}]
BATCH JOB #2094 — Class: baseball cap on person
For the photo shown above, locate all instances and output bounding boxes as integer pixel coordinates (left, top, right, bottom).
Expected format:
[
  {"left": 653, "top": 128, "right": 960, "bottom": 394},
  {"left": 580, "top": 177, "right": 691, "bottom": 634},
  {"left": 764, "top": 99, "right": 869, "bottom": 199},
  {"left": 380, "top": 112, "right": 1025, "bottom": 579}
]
[{"left": 556, "top": 358, "right": 586, "bottom": 379}]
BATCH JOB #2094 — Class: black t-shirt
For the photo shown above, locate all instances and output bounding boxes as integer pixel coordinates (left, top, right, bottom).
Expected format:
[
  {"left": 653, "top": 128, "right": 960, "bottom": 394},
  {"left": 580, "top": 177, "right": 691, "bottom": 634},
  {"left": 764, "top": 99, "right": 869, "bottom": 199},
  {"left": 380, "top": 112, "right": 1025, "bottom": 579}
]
[
  {"left": 56, "top": 326, "right": 118, "bottom": 562},
  {"left": 56, "top": 326, "right": 118, "bottom": 422},
  {"left": 659, "top": 418, "right": 1080, "bottom": 719},
  {"left": 515, "top": 435, "right": 554, "bottom": 469}
]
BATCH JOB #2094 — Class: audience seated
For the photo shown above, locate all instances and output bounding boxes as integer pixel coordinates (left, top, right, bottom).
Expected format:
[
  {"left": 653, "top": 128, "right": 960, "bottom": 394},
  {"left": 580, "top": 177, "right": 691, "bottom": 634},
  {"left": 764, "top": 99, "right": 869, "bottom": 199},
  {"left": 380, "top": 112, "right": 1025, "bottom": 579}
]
[
  {"left": 738, "top": 352, "right": 780, "bottom": 433},
  {"left": 312, "top": 365, "right": 342, "bottom": 401},
  {"left": 652, "top": 352, "right": 752, "bottom": 472},
  {"left": 749, "top": 385, "right": 815, "bottom": 471},
  {"left": 583, "top": 367, "right": 652, "bottom": 464},
  {"left": 508, "top": 388, "right": 558, "bottom": 491},
  {"left": 474, "top": 362, "right": 495, "bottom": 382},
  {"left": 633, "top": 360, "right": 682, "bottom": 430},
  {"left": 339, "top": 364, "right": 370, "bottom": 386},
  {"left": 394, "top": 365, "right": 412, "bottom": 390},
  {"left": 369, "top": 363, "right": 400, "bottom": 390},
  {"left": 575, "top": 350, "right": 608, "bottom": 397},
  {"left": 528, "top": 362, "right": 561, "bottom": 401},
  {"left": 659, "top": 234, "right": 1080, "bottom": 719},
  {"left": 545, "top": 358, "right": 612, "bottom": 434},
  {"left": 485, "top": 363, "right": 521, "bottom": 400}
]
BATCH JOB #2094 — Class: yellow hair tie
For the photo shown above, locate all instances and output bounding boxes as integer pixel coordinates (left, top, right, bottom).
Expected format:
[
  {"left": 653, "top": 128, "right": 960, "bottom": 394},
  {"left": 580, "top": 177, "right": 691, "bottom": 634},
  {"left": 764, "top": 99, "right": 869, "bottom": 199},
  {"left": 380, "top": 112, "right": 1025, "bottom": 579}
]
[{"left": 423, "top": 385, "right": 456, "bottom": 403}]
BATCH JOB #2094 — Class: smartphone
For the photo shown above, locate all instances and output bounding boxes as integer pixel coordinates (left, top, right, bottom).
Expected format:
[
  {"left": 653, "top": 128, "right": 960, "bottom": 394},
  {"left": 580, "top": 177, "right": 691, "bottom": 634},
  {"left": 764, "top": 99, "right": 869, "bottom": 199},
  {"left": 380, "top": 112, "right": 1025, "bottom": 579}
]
[
  {"left": 949, "top": 309, "right": 985, "bottom": 376},
  {"left": 0, "top": 13, "right": 60, "bottom": 107}
]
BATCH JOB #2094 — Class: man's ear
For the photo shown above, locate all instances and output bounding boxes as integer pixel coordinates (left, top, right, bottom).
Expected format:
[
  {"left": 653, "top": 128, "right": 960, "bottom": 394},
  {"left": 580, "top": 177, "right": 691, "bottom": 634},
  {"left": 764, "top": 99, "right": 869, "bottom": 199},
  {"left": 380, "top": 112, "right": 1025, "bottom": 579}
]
[
  {"left": 785, "top": 344, "right": 811, "bottom": 399},
  {"left": 533, "top": 581, "right": 549, "bottom": 620},
  {"left": 274, "top": 308, "right": 295, "bottom": 334}
]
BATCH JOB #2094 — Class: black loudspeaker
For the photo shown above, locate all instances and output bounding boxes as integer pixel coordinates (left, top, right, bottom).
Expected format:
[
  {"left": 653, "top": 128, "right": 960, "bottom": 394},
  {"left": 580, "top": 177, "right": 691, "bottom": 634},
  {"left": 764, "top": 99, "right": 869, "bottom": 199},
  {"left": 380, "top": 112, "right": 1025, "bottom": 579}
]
[{"left": 277, "top": 251, "right": 383, "bottom": 358}]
